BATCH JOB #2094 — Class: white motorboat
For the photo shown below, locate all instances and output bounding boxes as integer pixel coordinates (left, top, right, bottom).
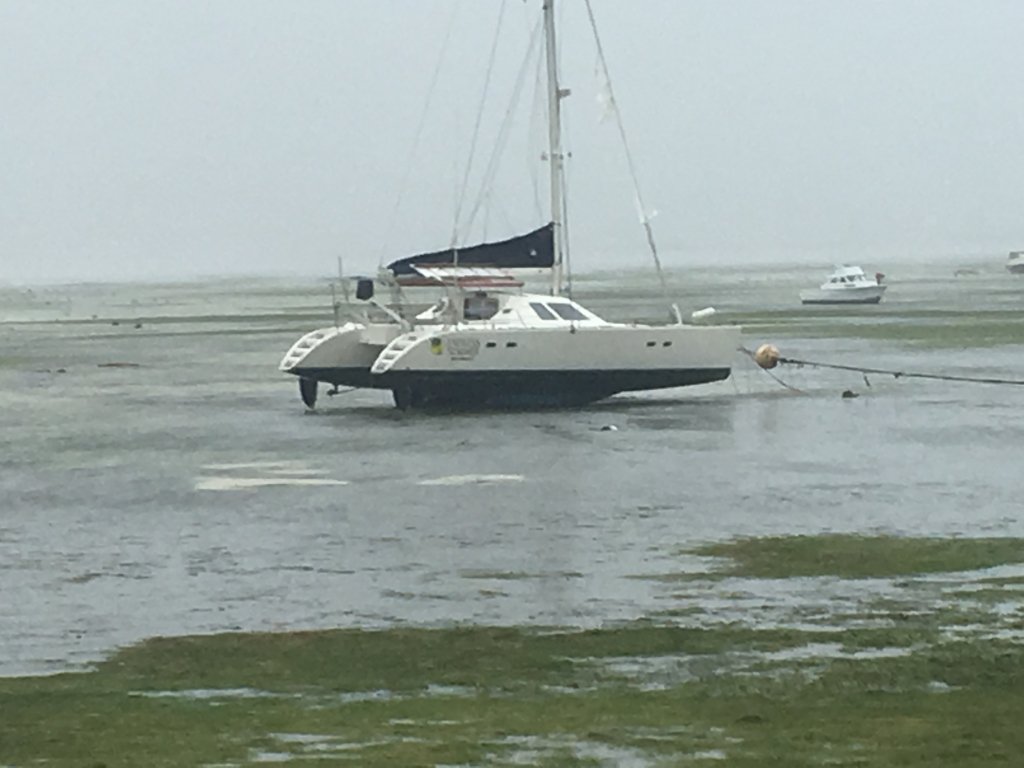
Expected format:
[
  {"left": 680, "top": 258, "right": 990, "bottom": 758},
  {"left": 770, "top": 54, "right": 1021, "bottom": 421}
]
[
  {"left": 279, "top": 1, "right": 741, "bottom": 410},
  {"left": 1007, "top": 251, "right": 1024, "bottom": 274},
  {"left": 799, "top": 266, "right": 887, "bottom": 305}
]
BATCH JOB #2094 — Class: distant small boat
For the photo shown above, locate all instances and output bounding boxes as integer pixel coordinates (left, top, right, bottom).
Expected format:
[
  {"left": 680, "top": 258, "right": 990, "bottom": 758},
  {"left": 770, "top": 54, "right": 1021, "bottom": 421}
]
[
  {"left": 1007, "top": 251, "right": 1024, "bottom": 274},
  {"left": 800, "top": 265, "right": 886, "bottom": 305}
]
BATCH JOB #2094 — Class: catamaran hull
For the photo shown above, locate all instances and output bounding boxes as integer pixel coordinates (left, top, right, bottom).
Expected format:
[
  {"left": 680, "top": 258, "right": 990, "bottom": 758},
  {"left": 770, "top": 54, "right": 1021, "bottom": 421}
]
[
  {"left": 391, "top": 367, "right": 731, "bottom": 408},
  {"left": 281, "top": 314, "right": 741, "bottom": 409},
  {"left": 287, "top": 366, "right": 730, "bottom": 408},
  {"left": 286, "top": 365, "right": 732, "bottom": 408},
  {"left": 279, "top": 323, "right": 391, "bottom": 388}
]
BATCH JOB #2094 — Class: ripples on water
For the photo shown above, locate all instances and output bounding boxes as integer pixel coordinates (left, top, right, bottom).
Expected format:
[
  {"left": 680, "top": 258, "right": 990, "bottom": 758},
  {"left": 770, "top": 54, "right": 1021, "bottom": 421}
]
[{"left": 1, "top": 261, "right": 1022, "bottom": 675}]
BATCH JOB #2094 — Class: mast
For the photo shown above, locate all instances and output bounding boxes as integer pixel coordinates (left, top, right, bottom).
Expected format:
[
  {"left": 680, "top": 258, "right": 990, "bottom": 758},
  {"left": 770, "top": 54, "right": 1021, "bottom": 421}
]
[{"left": 543, "top": 0, "right": 566, "bottom": 296}]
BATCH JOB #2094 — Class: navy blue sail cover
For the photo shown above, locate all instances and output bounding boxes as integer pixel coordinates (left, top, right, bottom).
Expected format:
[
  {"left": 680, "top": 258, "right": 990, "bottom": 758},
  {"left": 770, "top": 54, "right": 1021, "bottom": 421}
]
[{"left": 386, "top": 223, "right": 554, "bottom": 276}]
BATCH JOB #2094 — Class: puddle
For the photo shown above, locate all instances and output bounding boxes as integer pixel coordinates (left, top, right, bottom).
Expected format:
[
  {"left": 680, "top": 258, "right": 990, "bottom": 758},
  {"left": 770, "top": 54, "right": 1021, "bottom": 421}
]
[
  {"left": 417, "top": 474, "right": 525, "bottom": 486},
  {"left": 488, "top": 734, "right": 659, "bottom": 768},
  {"left": 202, "top": 461, "right": 313, "bottom": 472},
  {"left": 131, "top": 687, "right": 291, "bottom": 700},
  {"left": 195, "top": 476, "right": 349, "bottom": 491}
]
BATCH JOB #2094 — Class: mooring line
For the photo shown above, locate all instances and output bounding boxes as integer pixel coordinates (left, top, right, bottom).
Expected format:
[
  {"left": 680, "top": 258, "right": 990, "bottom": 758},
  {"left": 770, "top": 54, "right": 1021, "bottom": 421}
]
[
  {"left": 739, "top": 345, "right": 1024, "bottom": 388},
  {"left": 777, "top": 356, "right": 1024, "bottom": 387}
]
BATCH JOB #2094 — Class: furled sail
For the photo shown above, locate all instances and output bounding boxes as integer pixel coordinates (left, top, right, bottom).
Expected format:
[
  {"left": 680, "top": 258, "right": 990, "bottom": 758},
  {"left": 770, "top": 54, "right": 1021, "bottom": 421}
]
[{"left": 386, "top": 223, "right": 554, "bottom": 276}]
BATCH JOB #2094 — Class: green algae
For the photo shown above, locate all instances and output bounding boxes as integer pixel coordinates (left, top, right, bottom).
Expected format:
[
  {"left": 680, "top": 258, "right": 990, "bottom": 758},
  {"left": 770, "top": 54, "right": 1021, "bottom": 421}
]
[
  {"left": 731, "top": 308, "right": 1024, "bottom": 348},
  {"left": 3, "top": 627, "right": 1024, "bottom": 767},
  {"left": 690, "top": 534, "right": 1024, "bottom": 579},
  {"left": 4, "top": 534, "right": 1024, "bottom": 766},
  {"left": 945, "top": 586, "right": 1024, "bottom": 603},
  {"left": 0, "top": 355, "right": 31, "bottom": 369},
  {"left": 978, "top": 574, "right": 1024, "bottom": 586}
]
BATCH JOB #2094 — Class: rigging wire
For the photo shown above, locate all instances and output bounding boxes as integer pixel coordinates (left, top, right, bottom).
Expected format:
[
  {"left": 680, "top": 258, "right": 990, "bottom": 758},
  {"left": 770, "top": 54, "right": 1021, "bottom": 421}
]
[
  {"left": 451, "top": 0, "right": 508, "bottom": 248},
  {"left": 462, "top": 16, "right": 543, "bottom": 239},
  {"left": 377, "top": 0, "right": 463, "bottom": 267},
  {"left": 527, "top": 34, "right": 547, "bottom": 225},
  {"left": 583, "top": 0, "right": 673, "bottom": 309}
]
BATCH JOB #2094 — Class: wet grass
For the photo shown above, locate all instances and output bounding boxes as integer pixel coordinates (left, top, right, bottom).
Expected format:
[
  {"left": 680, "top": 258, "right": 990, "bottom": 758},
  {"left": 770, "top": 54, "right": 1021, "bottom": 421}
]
[
  {"left": 731, "top": 308, "right": 1024, "bottom": 348},
  {"left": 946, "top": 586, "right": 1024, "bottom": 604},
  {"left": 979, "top": 574, "right": 1024, "bottom": 586},
  {"left": 0, "top": 355, "right": 29, "bottom": 369},
  {"left": 690, "top": 534, "right": 1024, "bottom": 579},
  {"left": 3, "top": 627, "right": 1024, "bottom": 766},
  {"left": 63, "top": 311, "right": 331, "bottom": 326},
  {"left": 461, "top": 569, "right": 546, "bottom": 580},
  {"left": 5, "top": 534, "right": 1024, "bottom": 766}
]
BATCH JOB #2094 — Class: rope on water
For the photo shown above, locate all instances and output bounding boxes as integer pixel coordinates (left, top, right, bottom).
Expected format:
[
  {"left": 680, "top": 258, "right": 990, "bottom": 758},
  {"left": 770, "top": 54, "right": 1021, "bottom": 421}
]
[
  {"left": 777, "top": 356, "right": 1024, "bottom": 386},
  {"left": 741, "top": 344, "right": 1024, "bottom": 388}
]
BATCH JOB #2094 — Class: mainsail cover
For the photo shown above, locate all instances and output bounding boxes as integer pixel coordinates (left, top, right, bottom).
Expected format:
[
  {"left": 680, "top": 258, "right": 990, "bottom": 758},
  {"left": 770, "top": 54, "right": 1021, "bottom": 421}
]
[{"left": 386, "top": 223, "right": 554, "bottom": 276}]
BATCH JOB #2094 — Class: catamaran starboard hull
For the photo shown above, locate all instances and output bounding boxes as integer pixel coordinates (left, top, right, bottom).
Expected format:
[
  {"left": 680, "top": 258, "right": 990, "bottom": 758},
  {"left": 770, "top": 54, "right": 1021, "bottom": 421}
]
[{"left": 286, "top": 365, "right": 733, "bottom": 409}]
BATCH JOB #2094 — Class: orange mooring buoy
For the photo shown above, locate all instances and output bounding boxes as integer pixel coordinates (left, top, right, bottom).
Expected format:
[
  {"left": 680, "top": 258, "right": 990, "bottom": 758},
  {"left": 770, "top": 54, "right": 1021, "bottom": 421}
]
[{"left": 754, "top": 344, "right": 780, "bottom": 370}]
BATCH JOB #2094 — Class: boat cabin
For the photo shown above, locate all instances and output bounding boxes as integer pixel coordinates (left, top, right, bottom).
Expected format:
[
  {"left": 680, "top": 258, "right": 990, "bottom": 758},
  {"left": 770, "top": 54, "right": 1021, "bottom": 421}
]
[
  {"left": 394, "top": 264, "right": 607, "bottom": 327},
  {"left": 821, "top": 265, "right": 882, "bottom": 288},
  {"left": 412, "top": 288, "right": 604, "bottom": 327},
  {"left": 828, "top": 266, "right": 868, "bottom": 284}
]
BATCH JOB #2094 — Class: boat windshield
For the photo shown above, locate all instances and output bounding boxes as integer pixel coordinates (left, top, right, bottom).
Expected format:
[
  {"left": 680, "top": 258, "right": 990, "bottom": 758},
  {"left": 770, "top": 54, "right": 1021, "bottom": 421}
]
[
  {"left": 548, "top": 303, "right": 588, "bottom": 320},
  {"left": 463, "top": 293, "right": 500, "bottom": 320},
  {"left": 530, "top": 302, "right": 557, "bottom": 320}
]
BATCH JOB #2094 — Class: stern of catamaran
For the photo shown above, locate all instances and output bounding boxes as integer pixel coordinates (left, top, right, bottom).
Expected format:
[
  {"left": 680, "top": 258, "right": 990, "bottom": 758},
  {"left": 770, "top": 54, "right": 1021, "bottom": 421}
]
[{"left": 279, "top": 322, "right": 391, "bottom": 400}]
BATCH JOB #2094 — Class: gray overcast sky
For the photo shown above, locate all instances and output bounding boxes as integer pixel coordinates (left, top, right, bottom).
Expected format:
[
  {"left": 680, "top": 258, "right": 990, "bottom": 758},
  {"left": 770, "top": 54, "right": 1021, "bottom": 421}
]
[{"left": 2, "top": 0, "right": 1023, "bottom": 284}]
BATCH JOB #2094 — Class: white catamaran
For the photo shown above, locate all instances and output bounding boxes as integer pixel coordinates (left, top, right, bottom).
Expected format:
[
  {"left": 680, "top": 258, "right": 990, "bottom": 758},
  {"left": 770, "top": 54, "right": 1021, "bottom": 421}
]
[{"left": 280, "top": 1, "right": 741, "bottom": 410}]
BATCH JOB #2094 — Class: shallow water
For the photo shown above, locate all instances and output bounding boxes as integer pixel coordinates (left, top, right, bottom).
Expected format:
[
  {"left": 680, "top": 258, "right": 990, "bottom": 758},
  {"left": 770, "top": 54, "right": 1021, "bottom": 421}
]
[{"left": 2, "top": 259, "right": 1023, "bottom": 676}]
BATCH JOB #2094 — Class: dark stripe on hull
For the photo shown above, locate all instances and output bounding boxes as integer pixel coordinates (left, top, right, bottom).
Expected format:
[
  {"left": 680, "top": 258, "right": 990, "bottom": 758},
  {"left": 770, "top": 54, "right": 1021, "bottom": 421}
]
[
  {"left": 801, "top": 296, "right": 882, "bottom": 305},
  {"left": 289, "top": 366, "right": 731, "bottom": 408}
]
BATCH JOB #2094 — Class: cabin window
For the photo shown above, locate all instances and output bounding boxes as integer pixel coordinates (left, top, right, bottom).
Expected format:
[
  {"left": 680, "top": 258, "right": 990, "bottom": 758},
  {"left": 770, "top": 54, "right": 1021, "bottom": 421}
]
[
  {"left": 506, "top": 341, "right": 518, "bottom": 348},
  {"left": 464, "top": 292, "right": 499, "bottom": 320},
  {"left": 663, "top": 341, "right": 672, "bottom": 347},
  {"left": 485, "top": 341, "right": 497, "bottom": 348},
  {"left": 530, "top": 302, "right": 557, "bottom": 320},
  {"left": 549, "top": 303, "right": 588, "bottom": 321}
]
